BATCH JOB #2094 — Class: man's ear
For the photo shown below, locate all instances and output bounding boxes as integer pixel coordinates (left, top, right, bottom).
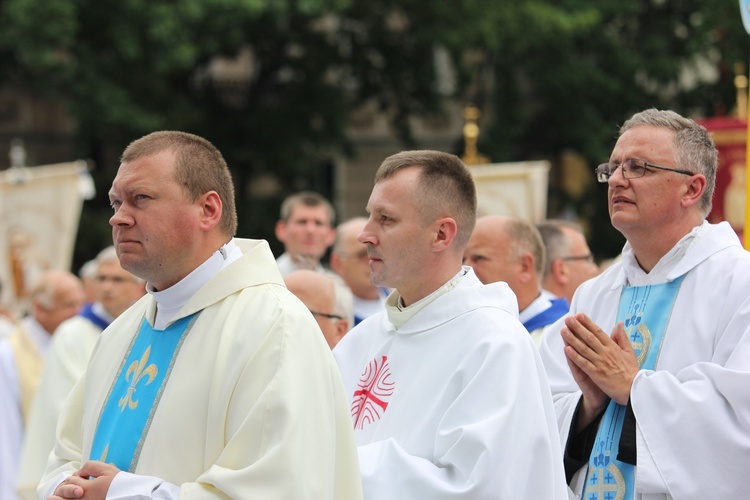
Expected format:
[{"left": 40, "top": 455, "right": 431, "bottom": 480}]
[
  {"left": 551, "top": 258, "right": 569, "bottom": 285},
  {"left": 199, "top": 191, "right": 223, "bottom": 231},
  {"left": 518, "top": 252, "right": 535, "bottom": 284},
  {"left": 681, "top": 174, "right": 706, "bottom": 209},
  {"left": 432, "top": 217, "right": 458, "bottom": 252},
  {"left": 330, "top": 252, "right": 342, "bottom": 273},
  {"left": 274, "top": 220, "right": 287, "bottom": 244},
  {"left": 323, "top": 227, "right": 336, "bottom": 247},
  {"left": 335, "top": 319, "right": 350, "bottom": 345}
]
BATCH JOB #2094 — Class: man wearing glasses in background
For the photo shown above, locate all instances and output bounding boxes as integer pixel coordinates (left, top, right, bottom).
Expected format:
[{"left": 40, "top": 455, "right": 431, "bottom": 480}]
[
  {"left": 284, "top": 269, "right": 354, "bottom": 349},
  {"left": 536, "top": 219, "right": 599, "bottom": 305},
  {"left": 539, "top": 108, "right": 750, "bottom": 499}
]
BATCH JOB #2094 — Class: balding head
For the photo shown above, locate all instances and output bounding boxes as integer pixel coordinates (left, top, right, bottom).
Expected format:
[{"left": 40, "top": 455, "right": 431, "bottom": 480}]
[
  {"left": 284, "top": 270, "right": 353, "bottom": 349},
  {"left": 463, "top": 215, "right": 544, "bottom": 311},
  {"left": 331, "top": 217, "right": 380, "bottom": 300},
  {"left": 30, "top": 270, "right": 86, "bottom": 334}
]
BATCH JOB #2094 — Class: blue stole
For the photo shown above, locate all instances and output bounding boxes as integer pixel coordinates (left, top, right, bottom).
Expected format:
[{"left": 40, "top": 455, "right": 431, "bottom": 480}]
[
  {"left": 90, "top": 312, "right": 199, "bottom": 472},
  {"left": 581, "top": 275, "right": 685, "bottom": 500},
  {"left": 522, "top": 297, "right": 569, "bottom": 332},
  {"left": 79, "top": 303, "right": 111, "bottom": 331}
]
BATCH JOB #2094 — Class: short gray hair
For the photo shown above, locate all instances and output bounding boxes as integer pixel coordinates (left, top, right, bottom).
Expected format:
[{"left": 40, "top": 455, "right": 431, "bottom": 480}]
[
  {"left": 333, "top": 217, "right": 367, "bottom": 254},
  {"left": 504, "top": 218, "right": 545, "bottom": 282},
  {"left": 620, "top": 108, "right": 717, "bottom": 216},
  {"left": 327, "top": 272, "right": 354, "bottom": 329},
  {"left": 536, "top": 220, "right": 584, "bottom": 281}
]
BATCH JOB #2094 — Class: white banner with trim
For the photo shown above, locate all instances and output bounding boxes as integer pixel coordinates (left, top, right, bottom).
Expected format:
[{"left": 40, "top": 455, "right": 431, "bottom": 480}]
[{"left": 0, "top": 161, "right": 92, "bottom": 314}]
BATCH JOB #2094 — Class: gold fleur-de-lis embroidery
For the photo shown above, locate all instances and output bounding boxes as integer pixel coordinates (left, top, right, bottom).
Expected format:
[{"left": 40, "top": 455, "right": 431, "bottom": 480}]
[
  {"left": 118, "top": 346, "right": 158, "bottom": 412},
  {"left": 100, "top": 444, "right": 109, "bottom": 462},
  {"left": 634, "top": 323, "right": 652, "bottom": 367}
]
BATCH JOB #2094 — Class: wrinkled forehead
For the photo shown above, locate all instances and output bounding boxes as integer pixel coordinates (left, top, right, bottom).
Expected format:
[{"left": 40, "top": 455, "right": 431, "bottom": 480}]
[
  {"left": 110, "top": 151, "right": 177, "bottom": 194},
  {"left": 612, "top": 126, "right": 675, "bottom": 162}
]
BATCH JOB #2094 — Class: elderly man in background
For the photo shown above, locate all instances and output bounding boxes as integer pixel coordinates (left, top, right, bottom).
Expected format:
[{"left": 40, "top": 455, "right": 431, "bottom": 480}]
[
  {"left": 0, "top": 270, "right": 85, "bottom": 499},
  {"left": 16, "top": 246, "right": 145, "bottom": 499},
  {"left": 536, "top": 219, "right": 598, "bottom": 304},
  {"left": 464, "top": 214, "right": 569, "bottom": 346},
  {"left": 78, "top": 258, "right": 100, "bottom": 305},
  {"left": 274, "top": 191, "right": 336, "bottom": 275},
  {"left": 330, "top": 217, "right": 387, "bottom": 326},
  {"left": 284, "top": 270, "right": 354, "bottom": 349}
]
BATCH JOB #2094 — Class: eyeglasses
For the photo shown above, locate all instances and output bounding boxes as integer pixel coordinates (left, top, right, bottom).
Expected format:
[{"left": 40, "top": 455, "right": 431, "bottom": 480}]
[
  {"left": 561, "top": 254, "right": 595, "bottom": 264},
  {"left": 338, "top": 249, "right": 369, "bottom": 261},
  {"left": 310, "top": 310, "right": 343, "bottom": 321},
  {"left": 595, "top": 159, "right": 694, "bottom": 183},
  {"left": 95, "top": 275, "right": 139, "bottom": 284}
]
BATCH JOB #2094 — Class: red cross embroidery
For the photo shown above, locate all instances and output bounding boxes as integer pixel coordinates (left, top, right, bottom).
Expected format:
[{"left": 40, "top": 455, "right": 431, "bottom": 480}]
[{"left": 351, "top": 355, "right": 394, "bottom": 430}]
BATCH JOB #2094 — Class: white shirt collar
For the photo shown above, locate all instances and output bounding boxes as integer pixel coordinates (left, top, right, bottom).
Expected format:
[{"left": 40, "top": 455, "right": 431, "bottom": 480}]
[
  {"left": 519, "top": 293, "right": 552, "bottom": 324},
  {"left": 622, "top": 221, "right": 705, "bottom": 287},
  {"left": 149, "top": 239, "right": 241, "bottom": 329},
  {"left": 386, "top": 267, "right": 469, "bottom": 329}
]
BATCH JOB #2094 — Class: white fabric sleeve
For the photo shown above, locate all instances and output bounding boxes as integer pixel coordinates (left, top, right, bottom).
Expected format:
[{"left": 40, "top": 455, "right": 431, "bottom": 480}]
[
  {"left": 106, "top": 472, "right": 180, "bottom": 500},
  {"left": 42, "top": 473, "right": 65, "bottom": 498},
  {"left": 0, "top": 341, "right": 23, "bottom": 500},
  {"left": 41, "top": 472, "right": 180, "bottom": 500}
]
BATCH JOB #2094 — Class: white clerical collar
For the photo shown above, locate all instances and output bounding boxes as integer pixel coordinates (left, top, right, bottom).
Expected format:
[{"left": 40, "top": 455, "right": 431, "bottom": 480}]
[
  {"left": 623, "top": 221, "right": 706, "bottom": 286},
  {"left": 149, "top": 239, "right": 241, "bottom": 329},
  {"left": 519, "top": 293, "right": 552, "bottom": 324},
  {"left": 386, "top": 266, "right": 469, "bottom": 329}
]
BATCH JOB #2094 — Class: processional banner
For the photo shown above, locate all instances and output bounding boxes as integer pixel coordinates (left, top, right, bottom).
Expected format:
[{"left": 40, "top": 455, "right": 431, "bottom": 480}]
[
  {"left": 0, "top": 162, "right": 91, "bottom": 314},
  {"left": 469, "top": 161, "right": 550, "bottom": 223}
]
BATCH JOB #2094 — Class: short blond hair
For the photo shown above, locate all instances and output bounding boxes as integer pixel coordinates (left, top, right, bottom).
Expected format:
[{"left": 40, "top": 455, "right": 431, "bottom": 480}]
[
  {"left": 375, "top": 151, "right": 477, "bottom": 248},
  {"left": 121, "top": 131, "right": 237, "bottom": 236}
]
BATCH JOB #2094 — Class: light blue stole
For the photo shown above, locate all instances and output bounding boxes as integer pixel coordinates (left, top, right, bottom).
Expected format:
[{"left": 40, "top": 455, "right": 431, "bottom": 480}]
[
  {"left": 90, "top": 312, "right": 199, "bottom": 472},
  {"left": 581, "top": 274, "right": 685, "bottom": 500}
]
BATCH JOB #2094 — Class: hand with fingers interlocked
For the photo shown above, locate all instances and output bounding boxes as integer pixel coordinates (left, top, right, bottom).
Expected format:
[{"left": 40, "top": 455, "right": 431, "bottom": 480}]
[{"left": 47, "top": 461, "right": 119, "bottom": 500}]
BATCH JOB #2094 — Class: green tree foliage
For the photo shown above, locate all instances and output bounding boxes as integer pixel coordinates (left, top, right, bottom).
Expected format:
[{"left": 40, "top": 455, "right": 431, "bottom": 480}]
[
  {"left": 1, "top": 0, "right": 748, "bottom": 260},
  {"left": 473, "top": 0, "right": 749, "bottom": 256}
]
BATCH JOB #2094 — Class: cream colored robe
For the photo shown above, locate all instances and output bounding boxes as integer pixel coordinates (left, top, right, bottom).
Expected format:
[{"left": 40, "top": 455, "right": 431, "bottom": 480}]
[
  {"left": 17, "top": 314, "right": 102, "bottom": 499},
  {"left": 40, "top": 239, "right": 363, "bottom": 499}
]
